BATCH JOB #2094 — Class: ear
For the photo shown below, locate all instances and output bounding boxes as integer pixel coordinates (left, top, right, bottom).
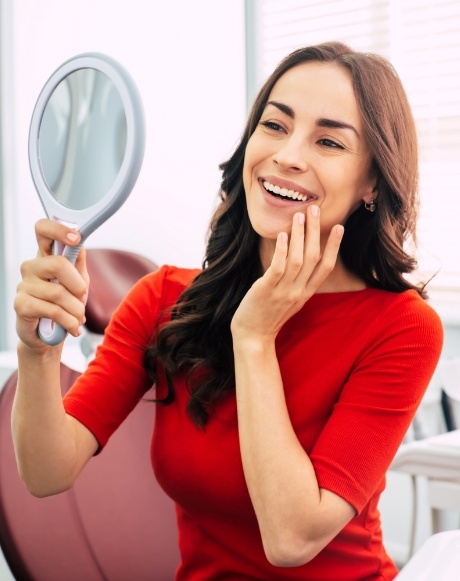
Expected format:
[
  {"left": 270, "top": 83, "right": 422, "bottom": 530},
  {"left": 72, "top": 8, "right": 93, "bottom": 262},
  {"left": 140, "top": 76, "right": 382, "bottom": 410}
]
[{"left": 361, "top": 174, "right": 379, "bottom": 205}]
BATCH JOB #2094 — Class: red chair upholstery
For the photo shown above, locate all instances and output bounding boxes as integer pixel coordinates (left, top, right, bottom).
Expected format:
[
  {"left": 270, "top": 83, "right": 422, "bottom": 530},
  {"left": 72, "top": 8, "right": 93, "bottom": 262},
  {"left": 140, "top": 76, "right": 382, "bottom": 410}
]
[
  {"left": 0, "top": 249, "right": 180, "bottom": 580},
  {"left": 85, "top": 248, "right": 159, "bottom": 334}
]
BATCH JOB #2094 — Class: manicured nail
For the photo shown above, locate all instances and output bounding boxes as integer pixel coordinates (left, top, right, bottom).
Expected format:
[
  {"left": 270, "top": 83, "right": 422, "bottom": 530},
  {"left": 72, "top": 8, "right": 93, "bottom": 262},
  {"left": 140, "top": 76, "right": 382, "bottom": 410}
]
[
  {"left": 279, "top": 232, "right": 288, "bottom": 244},
  {"left": 336, "top": 225, "right": 344, "bottom": 237},
  {"left": 297, "top": 212, "right": 305, "bottom": 224},
  {"left": 310, "top": 205, "right": 319, "bottom": 218},
  {"left": 67, "top": 232, "right": 79, "bottom": 242}
]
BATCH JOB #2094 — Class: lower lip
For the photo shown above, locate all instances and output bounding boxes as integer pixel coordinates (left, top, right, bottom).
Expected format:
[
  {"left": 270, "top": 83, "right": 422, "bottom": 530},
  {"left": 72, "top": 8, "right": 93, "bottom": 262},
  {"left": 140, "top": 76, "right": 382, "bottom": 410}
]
[{"left": 258, "top": 181, "right": 314, "bottom": 208}]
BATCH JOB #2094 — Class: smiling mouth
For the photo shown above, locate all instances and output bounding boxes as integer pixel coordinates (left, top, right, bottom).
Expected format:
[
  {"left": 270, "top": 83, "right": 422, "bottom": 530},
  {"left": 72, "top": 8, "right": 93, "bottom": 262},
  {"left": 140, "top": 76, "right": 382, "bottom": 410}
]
[{"left": 262, "top": 180, "right": 315, "bottom": 202}]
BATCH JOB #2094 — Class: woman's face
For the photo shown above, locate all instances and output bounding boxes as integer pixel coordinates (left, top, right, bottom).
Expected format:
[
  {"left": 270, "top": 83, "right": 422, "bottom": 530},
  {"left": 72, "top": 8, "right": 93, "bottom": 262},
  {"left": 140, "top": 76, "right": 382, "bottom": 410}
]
[{"left": 243, "top": 61, "right": 376, "bottom": 256}]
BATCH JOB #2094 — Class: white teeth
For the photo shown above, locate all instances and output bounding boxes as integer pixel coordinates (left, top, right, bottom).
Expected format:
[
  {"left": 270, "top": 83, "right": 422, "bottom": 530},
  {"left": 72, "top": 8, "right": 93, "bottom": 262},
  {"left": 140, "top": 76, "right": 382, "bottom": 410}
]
[{"left": 263, "top": 180, "right": 311, "bottom": 202}]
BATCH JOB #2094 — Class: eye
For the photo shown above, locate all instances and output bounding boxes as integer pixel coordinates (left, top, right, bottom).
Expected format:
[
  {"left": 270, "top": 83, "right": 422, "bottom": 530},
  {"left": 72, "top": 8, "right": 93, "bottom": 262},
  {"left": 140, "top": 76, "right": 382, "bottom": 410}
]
[
  {"left": 259, "top": 120, "right": 284, "bottom": 132},
  {"left": 318, "top": 138, "right": 344, "bottom": 149}
]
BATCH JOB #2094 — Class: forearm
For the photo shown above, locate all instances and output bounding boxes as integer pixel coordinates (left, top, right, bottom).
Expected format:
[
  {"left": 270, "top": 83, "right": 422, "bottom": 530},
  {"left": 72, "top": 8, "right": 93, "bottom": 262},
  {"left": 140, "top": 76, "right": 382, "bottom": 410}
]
[
  {"left": 12, "top": 342, "right": 94, "bottom": 497},
  {"left": 234, "top": 337, "right": 329, "bottom": 566}
]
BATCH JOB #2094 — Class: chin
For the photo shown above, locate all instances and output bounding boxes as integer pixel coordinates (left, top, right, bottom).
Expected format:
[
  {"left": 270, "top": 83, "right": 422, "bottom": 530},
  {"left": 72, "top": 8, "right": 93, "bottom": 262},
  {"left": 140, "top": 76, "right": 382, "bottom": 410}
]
[
  {"left": 248, "top": 211, "right": 293, "bottom": 240},
  {"left": 251, "top": 222, "right": 284, "bottom": 242}
]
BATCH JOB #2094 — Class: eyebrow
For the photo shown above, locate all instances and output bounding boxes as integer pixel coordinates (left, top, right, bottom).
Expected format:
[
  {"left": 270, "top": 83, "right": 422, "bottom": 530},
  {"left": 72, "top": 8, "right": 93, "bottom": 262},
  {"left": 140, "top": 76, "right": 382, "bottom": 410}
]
[{"left": 265, "top": 100, "right": 360, "bottom": 138}]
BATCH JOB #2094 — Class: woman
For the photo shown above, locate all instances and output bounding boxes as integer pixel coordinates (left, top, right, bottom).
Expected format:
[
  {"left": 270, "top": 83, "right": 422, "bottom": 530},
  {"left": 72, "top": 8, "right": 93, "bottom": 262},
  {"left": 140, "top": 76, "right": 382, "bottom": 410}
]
[{"left": 14, "top": 42, "right": 443, "bottom": 580}]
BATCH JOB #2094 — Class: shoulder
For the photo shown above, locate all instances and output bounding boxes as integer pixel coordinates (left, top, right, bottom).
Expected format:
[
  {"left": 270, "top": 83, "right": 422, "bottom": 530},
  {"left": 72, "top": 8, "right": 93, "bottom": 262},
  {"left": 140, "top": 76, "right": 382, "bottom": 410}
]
[
  {"left": 127, "top": 264, "right": 201, "bottom": 305},
  {"left": 307, "top": 287, "right": 443, "bottom": 336},
  {"left": 368, "top": 288, "right": 443, "bottom": 336},
  {"left": 358, "top": 289, "right": 444, "bottom": 370},
  {"left": 307, "top": 287, "right": 444, "bottom": 361},
  {"left": 110, "top": 265, "right": 201, "bottom": 334}
]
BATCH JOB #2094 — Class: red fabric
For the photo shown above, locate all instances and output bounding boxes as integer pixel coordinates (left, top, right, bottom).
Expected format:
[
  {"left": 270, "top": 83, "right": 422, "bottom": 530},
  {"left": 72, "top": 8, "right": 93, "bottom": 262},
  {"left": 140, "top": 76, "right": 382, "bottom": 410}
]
[{"left": 64, "top": 265, "right": 443, "bottom": 581}]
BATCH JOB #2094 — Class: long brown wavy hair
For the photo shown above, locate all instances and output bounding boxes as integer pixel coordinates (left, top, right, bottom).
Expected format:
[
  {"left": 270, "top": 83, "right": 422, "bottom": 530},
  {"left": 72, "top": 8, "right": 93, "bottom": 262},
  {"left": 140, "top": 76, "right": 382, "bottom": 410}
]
[{"left": 144, "top": 41, "right": 422, "bottom": 427}]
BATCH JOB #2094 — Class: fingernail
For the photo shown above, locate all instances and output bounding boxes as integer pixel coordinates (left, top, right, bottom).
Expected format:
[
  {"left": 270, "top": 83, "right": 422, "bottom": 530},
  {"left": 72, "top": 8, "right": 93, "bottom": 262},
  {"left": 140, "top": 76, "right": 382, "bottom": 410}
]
[
  {"left": 67, "top": 232, "right": 79, "bottom": 242},
  {"left": 279, "top": 232, "right": 288, "bottom": 243},
  {"left": 297, "top": 212, "right": 305, "bottom": 224},
  {"left": 336, "top": 225, "right": 344, "bottom": 237},
  {"left": 310, "top": 205, "right": 319, "bottom": 218}
]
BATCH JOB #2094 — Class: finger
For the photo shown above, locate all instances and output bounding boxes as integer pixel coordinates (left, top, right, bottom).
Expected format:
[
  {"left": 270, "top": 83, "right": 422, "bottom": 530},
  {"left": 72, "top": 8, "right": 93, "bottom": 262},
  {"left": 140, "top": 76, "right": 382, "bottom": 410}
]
[
  {"left": 21, "top": 254, "right": 88, "bottom": 301},
  {"left": 263, "top": 232, "right": 288, "bottom": 285},
  {"left": 35, "top": 219, "right": 81, "bottom": 257},
  {"left": 307, "top": 224, "right": 344, "bottom": 290},
  {"left": 301, "top": 204, "right": 321, "bottom": 277},
  {"left": 74, "top": 246, "right": 90, "bottom": 298},
  {"left": 22, "top": 274, "right": 86, "bottom": 318},
  {"left": 15, "top": 290, "right": 84, "bottom": 338},
  {"left": 17, "top": 269, "right": 87, "bottom": 327},
  {"left": 285, "top": 212, "right": 306, "bottom": 278}
]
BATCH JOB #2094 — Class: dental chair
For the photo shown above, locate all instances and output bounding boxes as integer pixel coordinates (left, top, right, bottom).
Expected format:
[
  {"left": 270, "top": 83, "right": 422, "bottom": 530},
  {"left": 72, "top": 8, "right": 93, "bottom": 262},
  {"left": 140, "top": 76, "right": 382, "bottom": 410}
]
[
  {"left": 390, "top": 358, "right": 460, "bottom": 568},
  {"left": 396, "top": 530, "right": 460, "bottom": 580},
  {"left": 0, "top": 249, "right": 180, "bottom": 581}
]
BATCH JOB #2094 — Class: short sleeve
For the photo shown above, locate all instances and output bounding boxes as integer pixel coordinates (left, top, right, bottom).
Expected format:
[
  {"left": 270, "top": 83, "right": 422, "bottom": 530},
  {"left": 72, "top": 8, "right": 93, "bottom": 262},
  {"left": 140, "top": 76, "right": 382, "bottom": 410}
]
[
  {"left": 63, "top": 265, "right": 176, "bottom": 449},
  {"left": 309, "top": 293, "right": 444, "bottom": 513}
]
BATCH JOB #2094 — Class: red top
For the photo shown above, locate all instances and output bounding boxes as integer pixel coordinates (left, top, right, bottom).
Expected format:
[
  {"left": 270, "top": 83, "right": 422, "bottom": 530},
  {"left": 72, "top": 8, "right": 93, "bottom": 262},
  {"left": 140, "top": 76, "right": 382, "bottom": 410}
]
[{"left": 64, "top": 265, "right": 444, "bottom": 581}]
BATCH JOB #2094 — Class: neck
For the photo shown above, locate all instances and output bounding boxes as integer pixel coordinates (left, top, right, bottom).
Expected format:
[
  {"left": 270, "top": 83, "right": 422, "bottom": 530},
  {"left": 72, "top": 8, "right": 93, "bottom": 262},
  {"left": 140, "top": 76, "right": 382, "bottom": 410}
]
[{"left": 316, "top": 258, "right": 367, "bottom": 293}]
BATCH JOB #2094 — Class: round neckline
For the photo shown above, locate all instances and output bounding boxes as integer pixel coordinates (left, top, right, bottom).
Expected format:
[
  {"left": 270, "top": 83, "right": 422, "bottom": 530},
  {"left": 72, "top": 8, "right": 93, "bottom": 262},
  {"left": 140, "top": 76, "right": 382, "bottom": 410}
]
[{"left": 312, "top": 286, "right": 370, "bottom": 297}]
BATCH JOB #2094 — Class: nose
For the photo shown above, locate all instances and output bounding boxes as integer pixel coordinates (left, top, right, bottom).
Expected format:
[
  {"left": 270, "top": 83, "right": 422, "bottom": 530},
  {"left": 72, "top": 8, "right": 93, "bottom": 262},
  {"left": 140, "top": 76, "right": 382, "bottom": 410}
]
[{"left": 272, "top": 136, "right": 308, "bottom": 172}]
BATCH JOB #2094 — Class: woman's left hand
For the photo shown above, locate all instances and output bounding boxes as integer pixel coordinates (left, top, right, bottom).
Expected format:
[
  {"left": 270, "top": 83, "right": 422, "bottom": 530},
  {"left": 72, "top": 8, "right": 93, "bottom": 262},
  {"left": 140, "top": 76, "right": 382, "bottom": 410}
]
[{"left": 231, "top": 205, "right": 344, "bottom": 342}]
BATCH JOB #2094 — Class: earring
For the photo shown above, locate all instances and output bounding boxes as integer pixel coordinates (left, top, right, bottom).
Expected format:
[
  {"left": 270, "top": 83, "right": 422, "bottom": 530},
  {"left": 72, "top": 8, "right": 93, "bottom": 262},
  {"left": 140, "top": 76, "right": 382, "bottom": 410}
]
[{"left": 364, "top": 199, "right": 376, "bottom": 212}]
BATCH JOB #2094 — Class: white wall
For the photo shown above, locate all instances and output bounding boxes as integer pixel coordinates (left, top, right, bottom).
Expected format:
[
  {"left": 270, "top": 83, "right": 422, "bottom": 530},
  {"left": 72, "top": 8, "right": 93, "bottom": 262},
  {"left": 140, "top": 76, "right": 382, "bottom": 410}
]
[{"left": 1, "top": 0, "right": 246, "bottom": 348}]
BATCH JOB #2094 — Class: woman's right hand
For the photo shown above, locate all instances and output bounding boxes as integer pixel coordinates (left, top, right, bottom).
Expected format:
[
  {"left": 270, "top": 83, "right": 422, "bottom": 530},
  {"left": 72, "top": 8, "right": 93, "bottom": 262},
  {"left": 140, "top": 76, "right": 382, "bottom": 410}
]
[{"left": 14, "top": 219, "right": 89, "bottom": 352}]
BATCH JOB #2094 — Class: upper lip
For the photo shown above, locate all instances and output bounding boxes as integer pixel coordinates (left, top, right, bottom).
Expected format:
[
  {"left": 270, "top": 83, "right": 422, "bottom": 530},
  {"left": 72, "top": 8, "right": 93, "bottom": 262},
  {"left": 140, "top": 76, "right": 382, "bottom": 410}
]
[{"left": 259, "top": 176, "right": 318, "bottom": 199}]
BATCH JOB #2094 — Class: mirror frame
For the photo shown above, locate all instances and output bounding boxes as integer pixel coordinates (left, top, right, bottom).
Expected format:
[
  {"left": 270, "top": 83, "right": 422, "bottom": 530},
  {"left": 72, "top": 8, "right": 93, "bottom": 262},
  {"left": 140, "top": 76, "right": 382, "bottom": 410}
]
[{"left": 28, "top": 52, "right": 145, "bottom": 241}]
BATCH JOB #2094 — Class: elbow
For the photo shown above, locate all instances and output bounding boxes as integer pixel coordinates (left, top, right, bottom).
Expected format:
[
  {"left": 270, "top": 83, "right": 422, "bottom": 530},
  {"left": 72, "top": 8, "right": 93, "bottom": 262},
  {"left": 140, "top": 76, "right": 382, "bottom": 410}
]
[
  {"left": 26, "top": 483, "right": 72, "bottom": 499},
  {"left": 17, "top": 466, "right": 74, "bottom": 498},
  {"left": 22, "top": 478, "right": 73, "bottom": 499},
  {"left": 263, "top": 534, "right": 322, "bottom": 568}
]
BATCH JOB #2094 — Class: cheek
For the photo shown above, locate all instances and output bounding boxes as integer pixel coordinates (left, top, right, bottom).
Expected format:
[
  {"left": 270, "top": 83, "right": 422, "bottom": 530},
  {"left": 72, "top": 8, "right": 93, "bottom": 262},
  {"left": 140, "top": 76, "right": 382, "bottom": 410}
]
[
  {"left": 321, "top": 169, "right": 354, "bottom": 203},
  {"left": 319, "top": 167, "right": 368, "bottom": 222},
  {"left": 242, "top": 140, "right": 258, "bottom": 192},
  {"left": 346, "top": 157, "right": 374, "bottom": 193},
  {"left": 242, "top": 157, "right": 251, "bottom": 196},
  {"left": 327, "top": 161, "right": 370, "bottom": 198}
]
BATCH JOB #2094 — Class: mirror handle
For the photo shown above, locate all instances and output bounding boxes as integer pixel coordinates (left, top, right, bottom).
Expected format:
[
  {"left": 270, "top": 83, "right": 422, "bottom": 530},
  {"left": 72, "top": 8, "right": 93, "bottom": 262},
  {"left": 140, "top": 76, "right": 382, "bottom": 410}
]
[{"left": 38, "top": 241, "right": 82, "bottom": 346}]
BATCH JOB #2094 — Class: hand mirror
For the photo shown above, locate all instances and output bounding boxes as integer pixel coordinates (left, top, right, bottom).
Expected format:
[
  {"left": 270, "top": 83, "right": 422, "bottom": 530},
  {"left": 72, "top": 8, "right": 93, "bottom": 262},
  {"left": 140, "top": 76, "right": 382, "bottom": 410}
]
[{"left": 28, "top": 52, "right": 145, "bottom": 345}]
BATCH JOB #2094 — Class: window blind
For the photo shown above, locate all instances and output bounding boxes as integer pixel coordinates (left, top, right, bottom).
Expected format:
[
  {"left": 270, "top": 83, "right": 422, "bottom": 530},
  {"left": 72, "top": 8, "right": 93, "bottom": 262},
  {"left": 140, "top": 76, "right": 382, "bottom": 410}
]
[{"left": 250, "top": 0, "right": 460, "bottom": 288}]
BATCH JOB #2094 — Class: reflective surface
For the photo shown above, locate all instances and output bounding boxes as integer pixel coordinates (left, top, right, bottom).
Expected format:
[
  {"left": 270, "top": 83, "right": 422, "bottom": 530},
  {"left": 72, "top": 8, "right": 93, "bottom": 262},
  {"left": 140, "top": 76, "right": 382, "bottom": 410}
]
[{"left": 38, "top": 68, "right": 127, "bottom": 210}]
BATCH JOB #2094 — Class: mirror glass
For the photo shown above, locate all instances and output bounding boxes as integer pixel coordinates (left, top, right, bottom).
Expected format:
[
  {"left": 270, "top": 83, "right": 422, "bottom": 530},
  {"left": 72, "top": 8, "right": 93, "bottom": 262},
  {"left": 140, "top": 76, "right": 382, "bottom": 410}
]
[{"left": 38, "top": 68, "right": 127, "bottom": 210}]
